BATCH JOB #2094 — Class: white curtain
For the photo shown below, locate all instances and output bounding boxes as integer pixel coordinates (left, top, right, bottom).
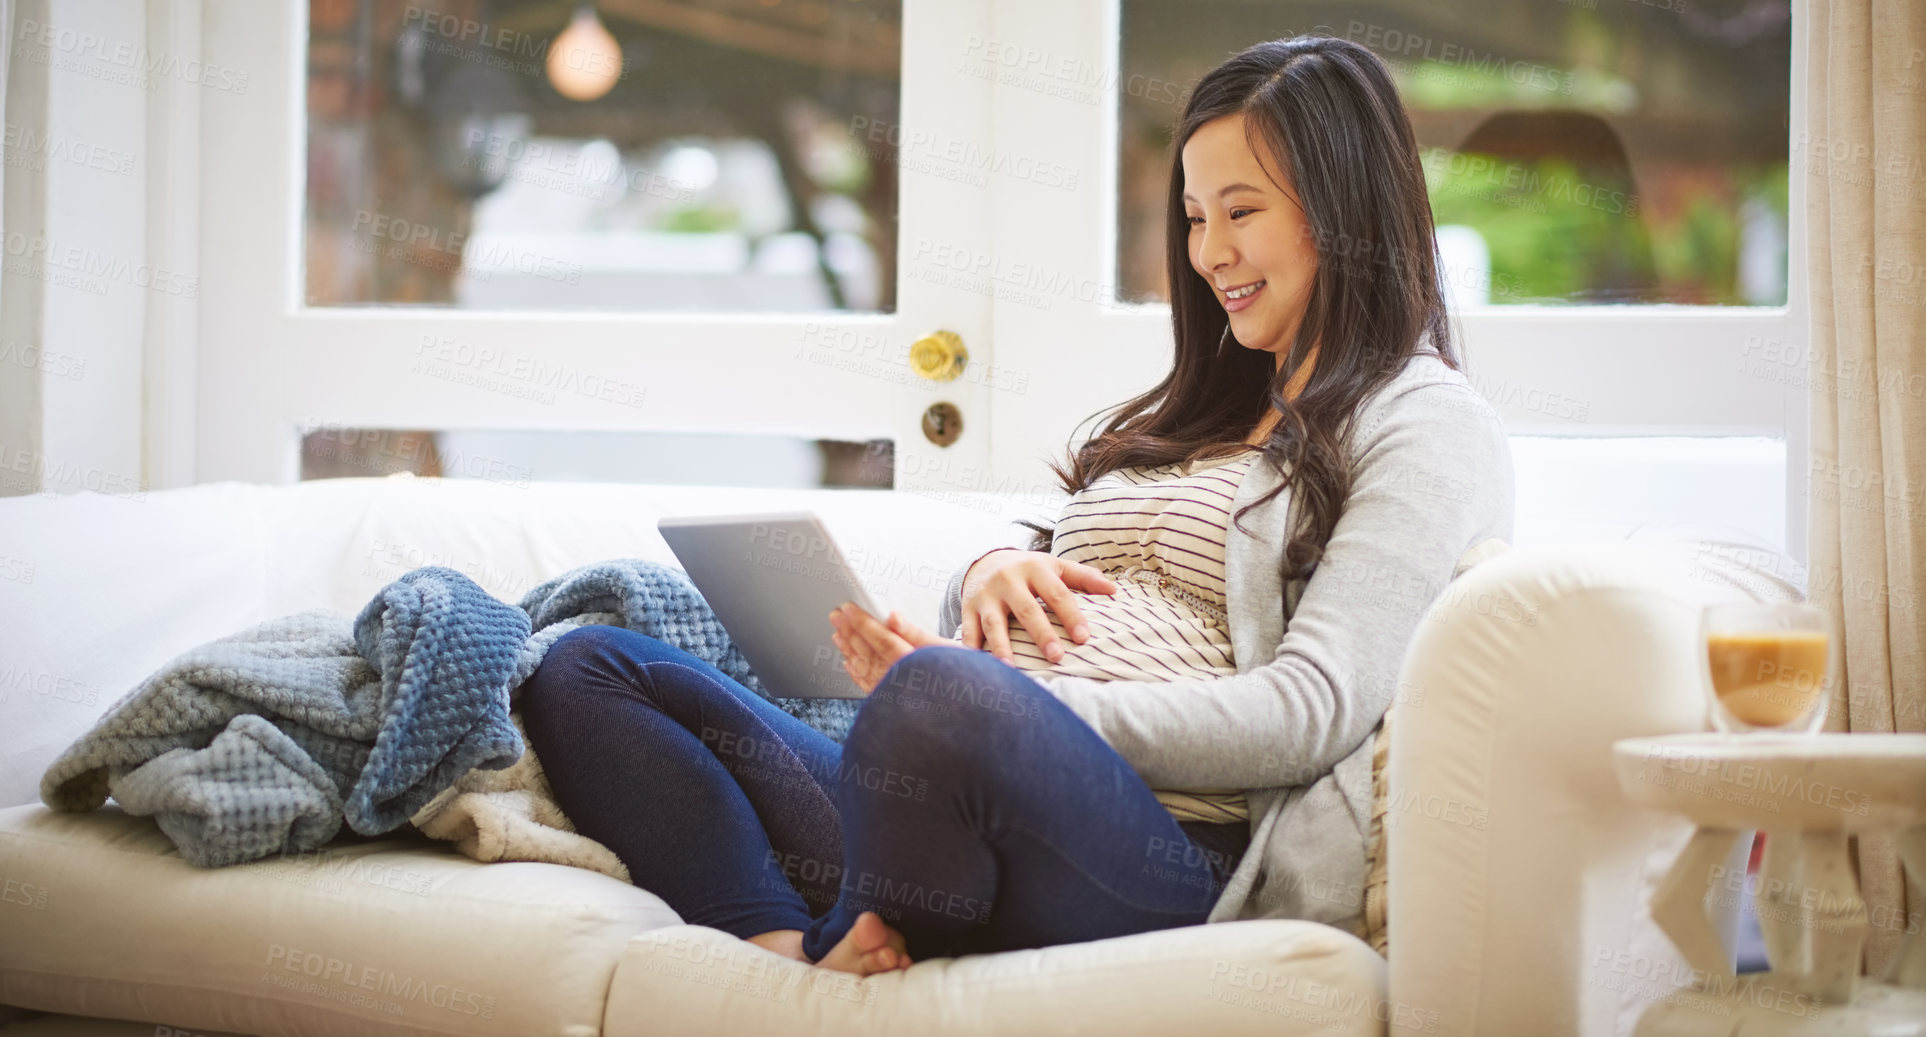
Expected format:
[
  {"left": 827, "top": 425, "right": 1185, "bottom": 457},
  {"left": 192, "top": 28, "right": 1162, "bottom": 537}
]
[{"left": 1806, "top": 0, "right": 1926, "bottom": 975}]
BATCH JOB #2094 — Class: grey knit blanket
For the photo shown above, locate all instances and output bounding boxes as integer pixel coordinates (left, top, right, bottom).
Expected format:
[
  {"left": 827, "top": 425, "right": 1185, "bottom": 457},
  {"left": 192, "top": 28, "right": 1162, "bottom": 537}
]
[{"left": 41, "top": 559, "right": 860, "bottom": 867}]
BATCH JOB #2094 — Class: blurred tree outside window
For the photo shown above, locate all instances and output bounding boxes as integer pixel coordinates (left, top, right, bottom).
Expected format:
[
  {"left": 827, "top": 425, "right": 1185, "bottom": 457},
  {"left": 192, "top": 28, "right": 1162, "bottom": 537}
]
[{"left": 1118, "top": 0, "right": 1791, "bottom": 306}]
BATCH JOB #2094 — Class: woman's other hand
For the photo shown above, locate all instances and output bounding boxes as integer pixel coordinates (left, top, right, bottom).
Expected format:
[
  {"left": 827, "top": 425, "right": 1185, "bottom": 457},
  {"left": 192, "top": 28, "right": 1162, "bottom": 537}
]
[
  {"left": 829, "top": 602, "right": 949, "bottom": 694},
  {"left": 960, "top": 550, "right": 1117, "bottom": 665}
]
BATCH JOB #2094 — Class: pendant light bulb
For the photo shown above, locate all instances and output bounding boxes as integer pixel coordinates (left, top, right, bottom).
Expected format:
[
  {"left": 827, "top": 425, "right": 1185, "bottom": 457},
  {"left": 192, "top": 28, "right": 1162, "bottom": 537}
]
[{"left": 547, "top": 5, "right": 622, "bottom": 102}]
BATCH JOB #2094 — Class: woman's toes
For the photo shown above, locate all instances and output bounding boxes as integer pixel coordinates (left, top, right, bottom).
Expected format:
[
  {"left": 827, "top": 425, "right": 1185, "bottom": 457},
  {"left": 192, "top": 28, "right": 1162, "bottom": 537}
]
[
  {"left": 860, "top": 946, "right": 911, "bottom": 975},
  {"left": 814, "top": 911, "right": 906, "bottom": 974},
  {"left": 850, "top": 910, "right": 889, "bottom": 951}
]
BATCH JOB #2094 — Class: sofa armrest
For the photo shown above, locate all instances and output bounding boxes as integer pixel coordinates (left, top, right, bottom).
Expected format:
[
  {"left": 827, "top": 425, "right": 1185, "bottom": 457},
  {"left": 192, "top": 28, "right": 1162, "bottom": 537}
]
[{"left": 1388, "top": 541, "right": 1761, "bottom": 1037}]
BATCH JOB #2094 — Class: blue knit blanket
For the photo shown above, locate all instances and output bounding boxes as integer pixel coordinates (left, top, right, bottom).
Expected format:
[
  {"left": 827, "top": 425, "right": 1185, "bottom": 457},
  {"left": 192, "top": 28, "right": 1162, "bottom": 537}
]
[{"left": 40, "top": 559, "right": 860, "bottom": 867}]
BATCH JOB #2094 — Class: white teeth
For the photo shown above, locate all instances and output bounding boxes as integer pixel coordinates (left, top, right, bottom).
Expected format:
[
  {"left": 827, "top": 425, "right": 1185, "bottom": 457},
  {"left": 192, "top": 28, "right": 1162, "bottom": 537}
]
[{"left": 1226, "top": 281, "right": 1264, "bottom": 299}]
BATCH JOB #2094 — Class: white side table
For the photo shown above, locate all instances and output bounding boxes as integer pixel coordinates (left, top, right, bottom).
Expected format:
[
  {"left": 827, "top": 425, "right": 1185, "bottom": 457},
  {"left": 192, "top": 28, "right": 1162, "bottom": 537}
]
[{"left": 1612, "top": 733, "right": 1926, "bottom": 1034}]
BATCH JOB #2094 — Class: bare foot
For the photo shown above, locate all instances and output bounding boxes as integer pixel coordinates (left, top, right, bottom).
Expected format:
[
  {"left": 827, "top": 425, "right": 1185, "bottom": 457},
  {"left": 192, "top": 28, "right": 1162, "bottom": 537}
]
[{"left": 810, "top": 910, "right": 913, "bottom": 975}]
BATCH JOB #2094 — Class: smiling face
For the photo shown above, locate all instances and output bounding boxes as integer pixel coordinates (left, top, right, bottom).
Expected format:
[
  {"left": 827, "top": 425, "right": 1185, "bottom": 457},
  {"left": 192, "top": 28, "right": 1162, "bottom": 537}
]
[{"left": 1181, "top": 112, "right": 1320, "bottom": 371}]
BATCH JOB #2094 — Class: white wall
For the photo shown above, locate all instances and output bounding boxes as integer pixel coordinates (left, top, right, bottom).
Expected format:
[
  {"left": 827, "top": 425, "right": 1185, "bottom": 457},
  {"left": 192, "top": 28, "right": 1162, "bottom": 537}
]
[
  {"left": 37, "top": 0, "right": 147, "bottom": 492},
  {"left": 0, "top": 0, "right": 184, "bottom": 500}
]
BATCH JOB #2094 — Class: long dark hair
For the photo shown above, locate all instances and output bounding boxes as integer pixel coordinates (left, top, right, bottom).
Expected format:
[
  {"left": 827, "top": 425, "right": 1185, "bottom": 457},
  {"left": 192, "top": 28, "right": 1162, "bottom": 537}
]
[{"left": 1017, "top": 36, "right": 1455, "bottom": 588}]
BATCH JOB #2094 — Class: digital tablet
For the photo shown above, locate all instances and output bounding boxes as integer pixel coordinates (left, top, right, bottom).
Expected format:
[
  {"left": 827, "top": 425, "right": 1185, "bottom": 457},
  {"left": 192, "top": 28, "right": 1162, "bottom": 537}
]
[{"left": 657, "top": 510, "right": 886, "bottom": 700}]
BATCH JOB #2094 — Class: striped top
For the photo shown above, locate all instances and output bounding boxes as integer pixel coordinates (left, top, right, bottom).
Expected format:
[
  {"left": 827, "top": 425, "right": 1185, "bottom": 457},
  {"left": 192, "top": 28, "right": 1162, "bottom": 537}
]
[{"left": 1000, "top": 445, "right": 1265, "bottom": 824}]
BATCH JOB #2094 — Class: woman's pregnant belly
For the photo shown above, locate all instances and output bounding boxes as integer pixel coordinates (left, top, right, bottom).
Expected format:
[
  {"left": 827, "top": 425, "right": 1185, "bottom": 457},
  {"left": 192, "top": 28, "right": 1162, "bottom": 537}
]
[{"left": 954, "top": 578, "right": 1237, "bottom": 683}]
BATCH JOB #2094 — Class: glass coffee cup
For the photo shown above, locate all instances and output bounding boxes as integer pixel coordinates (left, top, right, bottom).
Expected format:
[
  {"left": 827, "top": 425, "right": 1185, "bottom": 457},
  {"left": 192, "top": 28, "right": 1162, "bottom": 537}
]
[{"left": 1701, "top": 602, "right": 1831, "bottom": 733}]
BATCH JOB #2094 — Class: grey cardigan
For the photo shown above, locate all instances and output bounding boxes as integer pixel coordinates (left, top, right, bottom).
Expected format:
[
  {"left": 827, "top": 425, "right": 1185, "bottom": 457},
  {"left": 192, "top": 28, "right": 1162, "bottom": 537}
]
[{"left": 936, "top": 351, "right": 1514, "bottom": 935}]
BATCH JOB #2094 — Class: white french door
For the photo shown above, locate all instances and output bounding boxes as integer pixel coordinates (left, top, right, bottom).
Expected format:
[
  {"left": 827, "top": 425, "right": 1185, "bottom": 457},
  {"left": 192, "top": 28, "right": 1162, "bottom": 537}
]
[
  {"left": 191, "top": 0, "right": 1000, "bottom": 494},
  {"left": 184, "top": 0, "right": 1809, "bottom": 556}
]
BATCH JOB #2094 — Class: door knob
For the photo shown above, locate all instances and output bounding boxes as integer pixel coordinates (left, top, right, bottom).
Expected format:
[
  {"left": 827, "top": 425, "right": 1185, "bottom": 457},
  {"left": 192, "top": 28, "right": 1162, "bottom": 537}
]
[{"left": 909, "top": 330, "right": 968, "bottom": 381}]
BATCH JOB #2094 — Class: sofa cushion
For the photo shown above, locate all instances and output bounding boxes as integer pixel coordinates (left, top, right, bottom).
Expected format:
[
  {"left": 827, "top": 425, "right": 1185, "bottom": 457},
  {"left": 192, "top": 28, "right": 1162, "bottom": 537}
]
[
  {"left": 0, "top": 796, "right": 1391, "bottom": 1037},
  {"left": 603, "top": 919, "right": 1388, "bottom": 1037},
  {"left": 0, "top": 804, "right": 680, "bottom": 1036},
  {"left": 0, "top": 1011, "right": 252, "bottom": 1035}
]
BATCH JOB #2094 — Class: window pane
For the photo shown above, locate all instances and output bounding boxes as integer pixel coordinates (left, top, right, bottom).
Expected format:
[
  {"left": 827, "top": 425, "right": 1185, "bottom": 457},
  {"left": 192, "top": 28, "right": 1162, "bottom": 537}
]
[
  {"left": 1117, "top": 0, "right": 1790, "bottom": 306},
  {"left": 1510, "top": 435, "right": 1786, "bottom": 549},
  {"left": 299, "top": 428, "right": 893, "bottom": 487},
  {"left": 306, "top": 0, "right": 901, "bottom": 311}
]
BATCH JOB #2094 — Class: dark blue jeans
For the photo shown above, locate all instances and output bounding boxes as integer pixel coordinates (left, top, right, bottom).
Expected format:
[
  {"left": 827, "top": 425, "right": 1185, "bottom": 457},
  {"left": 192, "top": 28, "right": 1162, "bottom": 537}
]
[{"left": 518, "top": 626, "right": 1250, "bottom": 963}]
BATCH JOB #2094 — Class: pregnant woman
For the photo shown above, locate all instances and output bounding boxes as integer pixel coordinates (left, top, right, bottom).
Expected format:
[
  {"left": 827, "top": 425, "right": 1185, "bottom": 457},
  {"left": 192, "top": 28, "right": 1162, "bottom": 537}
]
[{"left": 519, "top": 35, "right": 1512, "bottom": 976}]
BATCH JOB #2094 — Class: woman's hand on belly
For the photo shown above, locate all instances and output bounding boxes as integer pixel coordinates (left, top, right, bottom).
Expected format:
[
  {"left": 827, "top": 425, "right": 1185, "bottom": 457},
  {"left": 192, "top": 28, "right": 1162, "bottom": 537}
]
[{"left": 960, "top": 551, "right": 1118, "bottom": 665}]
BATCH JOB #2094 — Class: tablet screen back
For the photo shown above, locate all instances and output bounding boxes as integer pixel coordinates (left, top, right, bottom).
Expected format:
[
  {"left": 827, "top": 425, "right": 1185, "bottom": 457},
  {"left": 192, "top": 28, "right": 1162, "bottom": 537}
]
[{"left": 658, "top": 510, "right": 881, "bottom": 700}]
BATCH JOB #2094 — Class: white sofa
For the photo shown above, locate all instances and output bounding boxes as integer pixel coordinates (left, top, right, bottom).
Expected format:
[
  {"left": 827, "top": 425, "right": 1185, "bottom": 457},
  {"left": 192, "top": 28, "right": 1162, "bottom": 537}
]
[{"left": 0, "top": 475, "right": 1770, "bottom": 1036}]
